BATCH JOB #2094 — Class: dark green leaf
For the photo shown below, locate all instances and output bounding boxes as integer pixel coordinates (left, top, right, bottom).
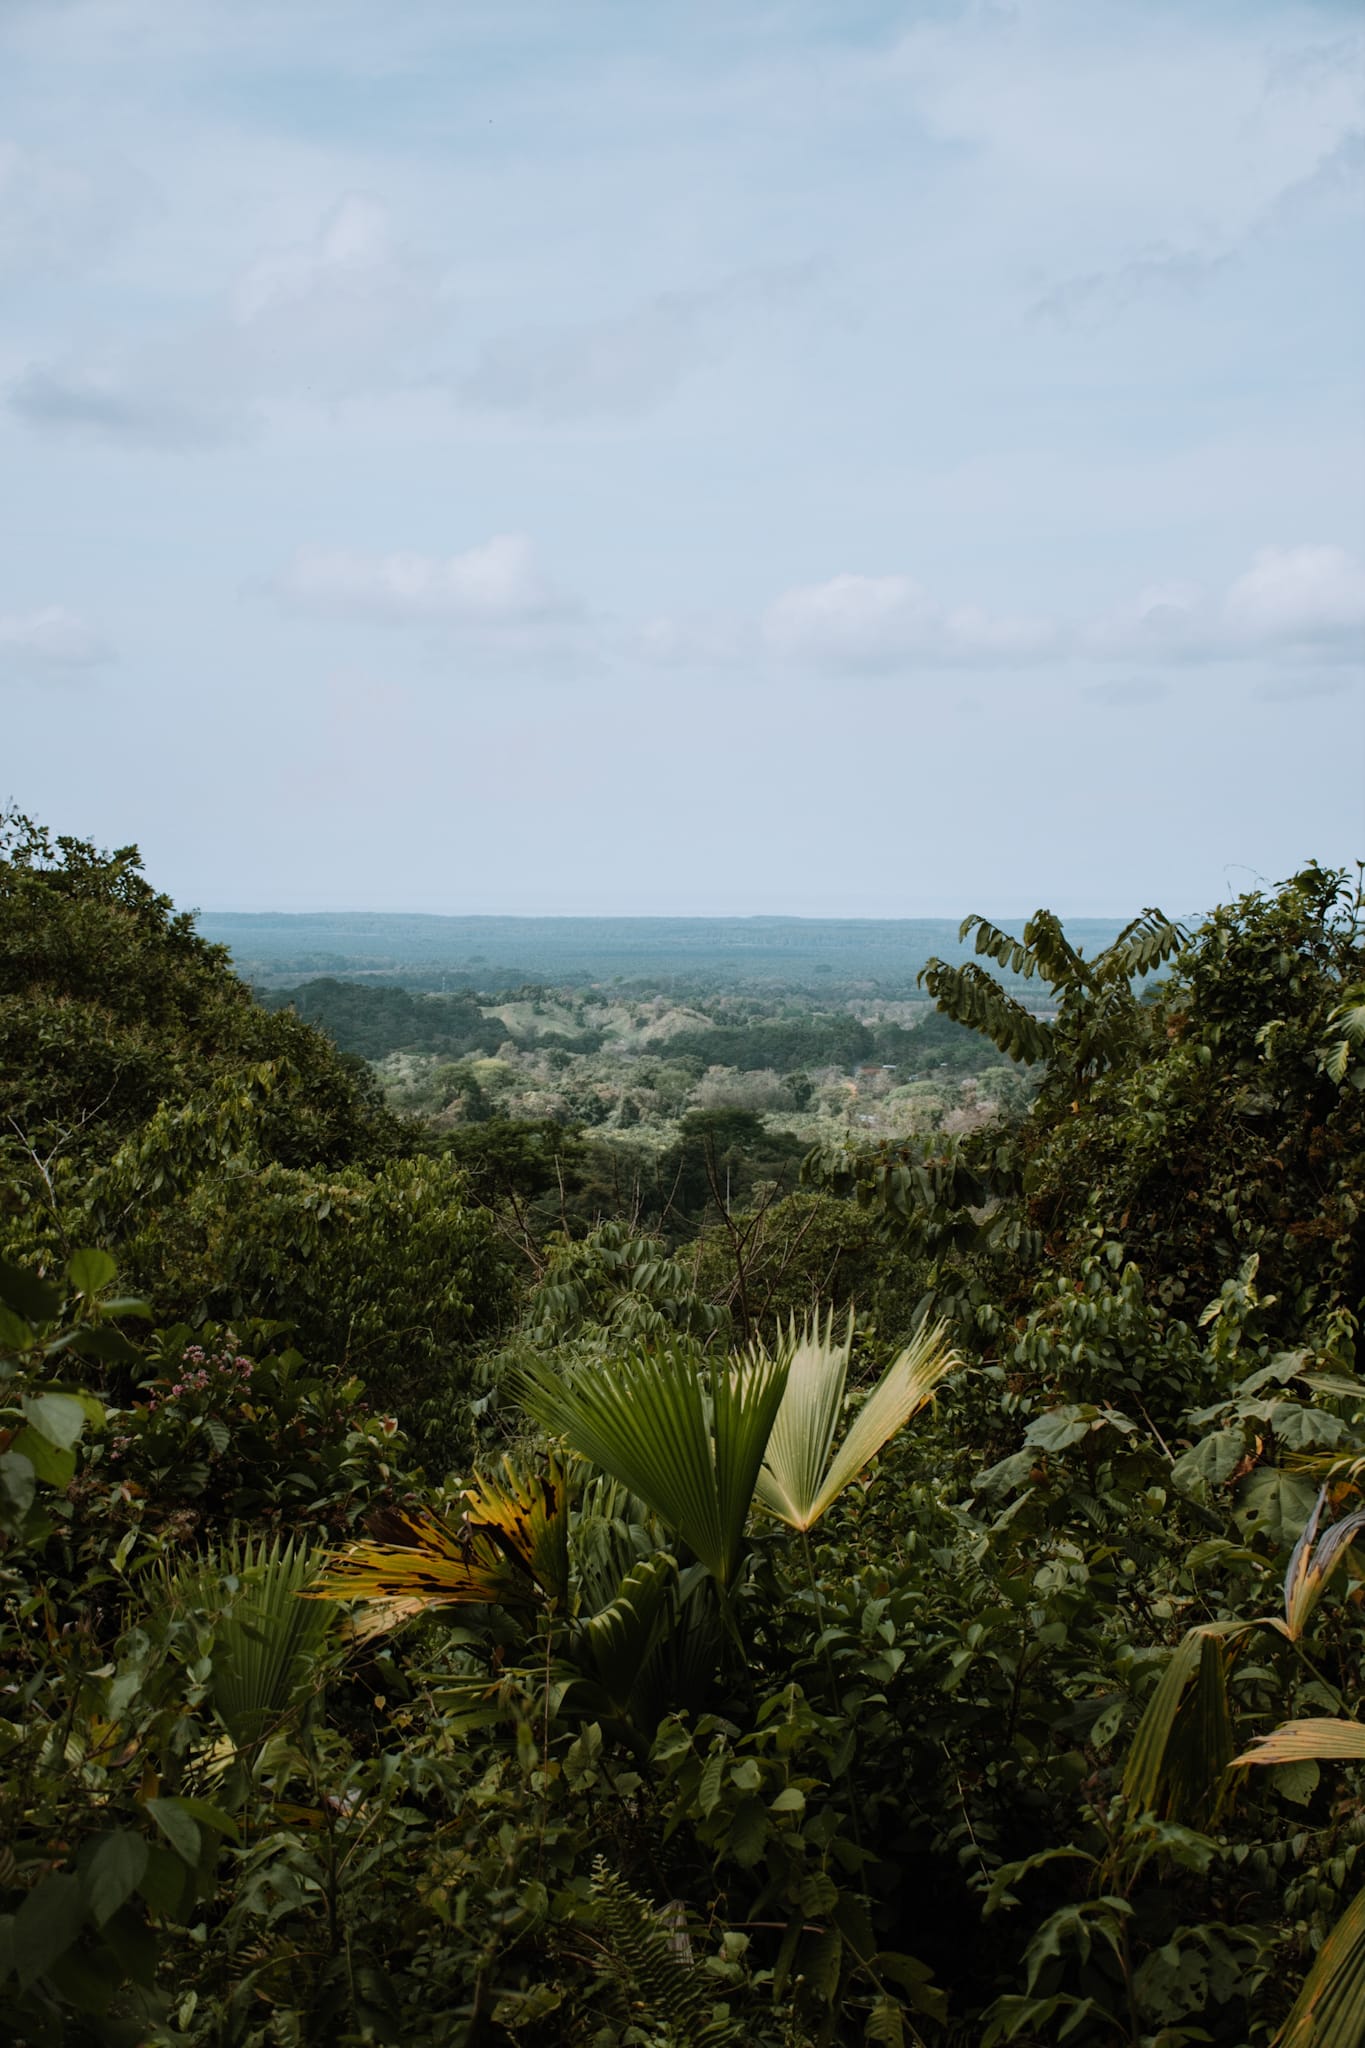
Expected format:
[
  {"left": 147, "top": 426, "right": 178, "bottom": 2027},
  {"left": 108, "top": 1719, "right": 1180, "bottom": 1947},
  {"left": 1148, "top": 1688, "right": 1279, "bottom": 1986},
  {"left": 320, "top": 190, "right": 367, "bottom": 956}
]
[
  {"left": 14, "top": 1875, "right": 87, "bottom": 1991},
  {"left": 80, "top": 1832, "right": 149, "bottom": 1929}
]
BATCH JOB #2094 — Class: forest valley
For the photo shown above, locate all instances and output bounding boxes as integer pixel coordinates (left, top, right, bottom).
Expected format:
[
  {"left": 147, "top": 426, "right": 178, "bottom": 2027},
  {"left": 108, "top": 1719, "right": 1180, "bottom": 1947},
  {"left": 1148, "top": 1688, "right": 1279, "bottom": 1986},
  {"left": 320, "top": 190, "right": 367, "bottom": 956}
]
[{"left": 1, "top": 807, "right": 1364, "bottom": 2048}]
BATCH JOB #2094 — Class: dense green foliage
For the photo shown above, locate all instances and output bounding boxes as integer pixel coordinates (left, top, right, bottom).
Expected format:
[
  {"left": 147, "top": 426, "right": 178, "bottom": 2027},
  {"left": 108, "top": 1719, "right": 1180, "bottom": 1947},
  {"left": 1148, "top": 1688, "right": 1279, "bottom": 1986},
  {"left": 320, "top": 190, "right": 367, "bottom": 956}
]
[
  {"left": 3, "top": 819, "right": 1364, "bottom": 2047},
  {"left": 259, "top": 980, "right": 507, "bottom": 1063}
]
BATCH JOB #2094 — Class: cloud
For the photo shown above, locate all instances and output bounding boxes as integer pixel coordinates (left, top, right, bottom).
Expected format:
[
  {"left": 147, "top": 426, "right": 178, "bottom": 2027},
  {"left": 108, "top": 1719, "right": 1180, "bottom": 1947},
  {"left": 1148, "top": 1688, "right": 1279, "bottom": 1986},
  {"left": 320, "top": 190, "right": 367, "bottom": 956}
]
[
  {"left": 0, "top": 140, "right": 125, "bottom": 279},
  {"left": 1029, "top": 244, "right": 1232, "bottom": 327},
  {"left": 8, "top": 194, "right": 450, "bottom": 446},
  {"left": 1081, "top": 679, "right": 1171, "bottom": 708},
  {"left": 754, "top": 544, "right": 1365, "bottom": 676},
  {"left": 276, "top": 535, "right": 574, "bottom": 628},
  {"left": 761, "top": 572, "right": 1058, "bottom": 668},
  {"left": 8, "top": 364, "right": 238, "bottom": 446},
  {"left": 1224, "top": 544, "right": 1365, "bottom": 649},
  {"left": 1252, "top": 675, "right": 1357, "bottom": 704},
  {"left": 461, "top": 263, "right": 816, "bottom": 422},
  {"left": 1260, "top": 128, "right": 1365, "bottom": 232},
  {"left": 0, "top": 606, "right": 112, "bottom": 672},
  {"left": 1085, "top": 547, "right": 1365, "bottom": 664}
]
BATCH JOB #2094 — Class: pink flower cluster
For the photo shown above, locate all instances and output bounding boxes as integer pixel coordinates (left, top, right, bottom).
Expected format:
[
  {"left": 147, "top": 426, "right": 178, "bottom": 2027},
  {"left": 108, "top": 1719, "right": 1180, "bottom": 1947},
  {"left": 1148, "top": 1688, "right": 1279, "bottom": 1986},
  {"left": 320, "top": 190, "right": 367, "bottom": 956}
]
[{"left": 146, "top": 1346, "right": 255, "bottom": 1414}]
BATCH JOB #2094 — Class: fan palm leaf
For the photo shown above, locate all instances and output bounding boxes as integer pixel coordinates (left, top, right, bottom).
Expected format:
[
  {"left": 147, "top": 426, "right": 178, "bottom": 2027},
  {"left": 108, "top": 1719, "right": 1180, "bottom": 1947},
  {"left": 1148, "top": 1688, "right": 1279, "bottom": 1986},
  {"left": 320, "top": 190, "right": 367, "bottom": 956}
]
[
  {"left": 308, "top": 1460, "right": 572, "bottom": 1636},
  {"left": 753, "top": 1313, "right": 960, "bottom": 1532},
  {"left": 516, "top": 1342, "right": 789, "bottom": 1590},
  {"left": 165, "top": 1535, "right": 336, "bottom": 1753}
]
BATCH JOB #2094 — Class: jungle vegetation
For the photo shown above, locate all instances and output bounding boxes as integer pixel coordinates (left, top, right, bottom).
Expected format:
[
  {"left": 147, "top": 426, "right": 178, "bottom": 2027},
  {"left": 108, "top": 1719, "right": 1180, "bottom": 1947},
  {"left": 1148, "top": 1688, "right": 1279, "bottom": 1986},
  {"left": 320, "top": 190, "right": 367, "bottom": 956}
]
[{"left": 2, "top": 805, "right": 1364, "bottom": 2047}]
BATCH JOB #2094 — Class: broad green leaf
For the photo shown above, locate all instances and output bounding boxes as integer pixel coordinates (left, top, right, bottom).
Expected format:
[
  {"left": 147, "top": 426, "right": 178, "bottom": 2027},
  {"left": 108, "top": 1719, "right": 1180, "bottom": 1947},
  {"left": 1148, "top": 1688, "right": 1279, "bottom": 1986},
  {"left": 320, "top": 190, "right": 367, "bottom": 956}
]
[
  {"left": 12, "top": 1427, "right": 76, "bottom": 1488},
  {"left": 727, "top": 1796, "right": 769, "bottom": 1865},
  {"left": 67, "top": 1248, "right": 116, "bottom": 1297},
  {"left": 1272, "top": 1759, "right": 1321, "bottom": 1807},
  {"left": 1235, "top": 1468, "right": 1318, "bottom": 1549},
  {"left": 145, "top": 1799, "right": 201, "bottom": 1867},
  {"left": 22, "top": 1392, "right": 89, "bottom": 1451},
  {"left": 0, "top": 1257, "right": 62, "bottom": 1325},
  {"left": 0, "top": 1303, "right": 32, "bottom": 1353},
  {"left": 1171, "top": 1429, "right": 1246, "bottom": 1500},
  {"left": 14, "top": 1874, "right": 87, "bottom": 1991},
  {"left": 137, "top": 1845, "right": 190, "bottom": 1919},
  {"left": 80, "top": 1831, "right": 149, "bottom": 1928},
  {"left": 0, "top": 1450, "right": 36, "bottom": 1526}
]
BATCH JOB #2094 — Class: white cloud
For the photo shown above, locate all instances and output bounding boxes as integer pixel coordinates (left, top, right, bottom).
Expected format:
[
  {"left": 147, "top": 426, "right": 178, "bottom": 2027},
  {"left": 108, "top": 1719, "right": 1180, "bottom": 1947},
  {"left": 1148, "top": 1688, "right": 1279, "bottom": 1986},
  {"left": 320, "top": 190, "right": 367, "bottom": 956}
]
[
  {"left": 756, "top": 545, "right": 1365, "bottom": 676},
  {"left": 1225, "top": 544, "right": 1365, "bottom": 648},
  {"left": 276, "top": 535, "right": 573, "bottom": 627},
  {"left": 0, "top": 606, "right": 112, "bottom": 671},
  {"left": 8, "top": 194, "right": 450, "bottom": 445},
  {"left": 762, "top": 572, "right": 1057, "bottom": 668}
]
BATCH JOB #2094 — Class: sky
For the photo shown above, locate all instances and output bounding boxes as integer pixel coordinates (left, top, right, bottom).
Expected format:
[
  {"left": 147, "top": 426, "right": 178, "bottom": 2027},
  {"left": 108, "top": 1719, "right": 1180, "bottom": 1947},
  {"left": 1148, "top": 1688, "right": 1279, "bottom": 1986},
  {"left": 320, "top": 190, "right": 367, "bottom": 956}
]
[{"left": 2, "top": 0, "right": 1363, "bottom": 918}]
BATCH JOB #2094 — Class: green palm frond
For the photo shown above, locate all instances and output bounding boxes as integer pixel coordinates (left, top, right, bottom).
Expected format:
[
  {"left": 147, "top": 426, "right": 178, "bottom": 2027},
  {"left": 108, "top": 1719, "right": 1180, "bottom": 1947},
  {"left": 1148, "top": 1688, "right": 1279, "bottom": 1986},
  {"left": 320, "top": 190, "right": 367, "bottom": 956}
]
[
  {"left": 753, "top": 1314, "right": 960, "bottom": 1532},
  {"left": 516, "top": 1342, "right": 790, "bottom": 1590},
  {"left": 1122, "top": 1621, "right": 1251, "bottom": 1821},
  {"left": 575, "top": 1551, "right": 680, "bottom": 1717},
  {"left": 165, "top": 1535, "right": 336, "bottom": 1753},
  {"left": 1274, "top": 1884, "right": 1365, "bottom": 2048}
]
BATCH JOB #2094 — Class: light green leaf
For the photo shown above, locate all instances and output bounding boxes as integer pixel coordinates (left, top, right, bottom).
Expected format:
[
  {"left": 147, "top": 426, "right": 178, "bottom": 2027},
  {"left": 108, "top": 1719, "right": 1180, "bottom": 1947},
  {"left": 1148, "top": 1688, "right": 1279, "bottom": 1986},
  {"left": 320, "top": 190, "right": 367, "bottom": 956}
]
[
  {"left": 1234, "top": 1467, "right": 1318, "bottom": 1550},
  {"left": 1272, "top": 1759, "right": 1321, "bottom": 1807},
  {"left": 0, "top": 1450, "right": 36, "bottom": 1526},
  {"left": 66, "top": 1248, "right": 116, "bottom": 1297},
  {"left": 22, "top": 1392, "right": 89, "bottom": 1452},
  {"left": 12, "top": 1427, "right": 75, "bottom": 1488}
]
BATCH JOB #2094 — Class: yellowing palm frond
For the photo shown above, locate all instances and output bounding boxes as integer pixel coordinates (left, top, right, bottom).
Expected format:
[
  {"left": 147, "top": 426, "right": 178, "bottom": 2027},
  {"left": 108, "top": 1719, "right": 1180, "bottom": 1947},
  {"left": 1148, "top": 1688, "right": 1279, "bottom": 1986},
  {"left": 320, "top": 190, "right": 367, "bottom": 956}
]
[
  {"left": 308, "top": 1502, "right": 544, "bottom": 1629},
  {"left": 753, "top": 1315, "right": 960, "bottom": 1533},
  {"left": 461, "top": 1455, "right": 572, "bottom": 1606},
  {"left": 1278, "top": 1488, "right": 1365, "bottom": 1642},
  {"left": 1231, "top": 1719, "right": 1365, "bottom": 1770}
]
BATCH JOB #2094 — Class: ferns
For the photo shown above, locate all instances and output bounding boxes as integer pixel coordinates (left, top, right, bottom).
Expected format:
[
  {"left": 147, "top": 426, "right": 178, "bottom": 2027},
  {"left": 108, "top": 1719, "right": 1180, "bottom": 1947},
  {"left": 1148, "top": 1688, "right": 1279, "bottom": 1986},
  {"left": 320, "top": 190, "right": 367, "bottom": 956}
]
[{"left": 588, "top": 1856, "right": 741, "bottom": 2045}]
